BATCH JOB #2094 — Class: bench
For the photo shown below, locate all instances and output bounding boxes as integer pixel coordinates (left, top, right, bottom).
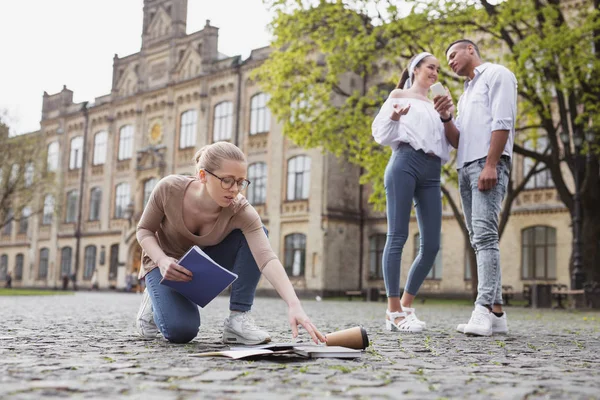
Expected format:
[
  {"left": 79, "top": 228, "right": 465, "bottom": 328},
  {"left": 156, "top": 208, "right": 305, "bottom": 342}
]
[
  {"left": 345, "top": 290, "right": 365, "bottom": 301},
  {"left": 551, "top": 284, "right": 585, "bottom": 309},
  {"left": 502, "top": 285, "right": 514, "bottom": 306}
]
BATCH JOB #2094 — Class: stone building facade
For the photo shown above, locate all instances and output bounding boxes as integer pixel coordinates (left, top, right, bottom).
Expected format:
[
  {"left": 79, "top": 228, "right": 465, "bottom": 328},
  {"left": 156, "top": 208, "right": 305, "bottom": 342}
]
[{"left": 0, "top": 0, "right": 572, "bottom": 297}]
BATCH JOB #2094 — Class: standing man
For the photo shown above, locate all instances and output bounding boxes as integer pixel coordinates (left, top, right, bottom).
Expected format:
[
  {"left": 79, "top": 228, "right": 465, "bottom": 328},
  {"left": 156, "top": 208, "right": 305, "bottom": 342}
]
[{"left": 434, "top": 39, "right": 517, "bottom": 336}]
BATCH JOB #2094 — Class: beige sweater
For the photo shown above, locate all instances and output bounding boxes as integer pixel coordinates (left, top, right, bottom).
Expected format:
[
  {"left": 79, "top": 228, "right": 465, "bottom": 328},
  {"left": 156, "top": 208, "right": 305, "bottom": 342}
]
[{"left": 136, "top": 175, "right": 277, "bottom": 279}]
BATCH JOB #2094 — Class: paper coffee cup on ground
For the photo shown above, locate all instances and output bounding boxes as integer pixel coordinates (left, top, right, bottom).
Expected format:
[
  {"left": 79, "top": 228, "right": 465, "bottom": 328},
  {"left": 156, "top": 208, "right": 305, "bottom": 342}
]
[{"left": 325, "top": 326, "right": 369, "bottom": 350}]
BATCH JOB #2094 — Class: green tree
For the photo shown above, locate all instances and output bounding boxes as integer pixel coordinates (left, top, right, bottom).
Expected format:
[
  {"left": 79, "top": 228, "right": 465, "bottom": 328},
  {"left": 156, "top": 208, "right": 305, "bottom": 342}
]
[
  {"left": 255, "top": 0, "right": 559, "bottom": 295},
  {"left": 0, "top": 113, "right": 49, "bottom": 233}
]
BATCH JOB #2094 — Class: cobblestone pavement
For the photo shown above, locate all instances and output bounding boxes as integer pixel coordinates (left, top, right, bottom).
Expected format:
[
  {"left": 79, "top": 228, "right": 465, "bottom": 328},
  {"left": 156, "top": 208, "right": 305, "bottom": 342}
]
[{"left": 1, "top": 292, "right": 599, "bottom": 399}]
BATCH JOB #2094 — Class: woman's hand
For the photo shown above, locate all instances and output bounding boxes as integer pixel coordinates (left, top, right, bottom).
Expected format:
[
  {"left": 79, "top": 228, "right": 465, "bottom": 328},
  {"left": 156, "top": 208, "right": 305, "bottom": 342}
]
[
  {"left": 288, "top": 303, "right": 327, "bottom": 344},
  {"left": 391, "top": 103, "right": 411, "bottom": 121},
  {"left": 157, "top": 256, "right": 193, "bottom": 282}
]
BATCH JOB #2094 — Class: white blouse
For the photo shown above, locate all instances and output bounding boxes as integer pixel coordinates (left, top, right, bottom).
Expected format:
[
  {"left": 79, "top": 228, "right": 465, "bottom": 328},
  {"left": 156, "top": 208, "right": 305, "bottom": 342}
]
[{"left": 372, "top": 97, "right": 451, "bottom": 163}]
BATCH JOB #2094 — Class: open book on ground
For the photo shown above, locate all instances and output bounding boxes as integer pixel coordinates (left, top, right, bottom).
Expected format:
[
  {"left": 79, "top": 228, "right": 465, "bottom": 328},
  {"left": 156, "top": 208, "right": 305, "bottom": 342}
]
[
  {"left": 160, "top": 245, "right": 237, "bottom": 308},
  {"left": 188, "top": 344, "right": 363, "bottom": 360}
]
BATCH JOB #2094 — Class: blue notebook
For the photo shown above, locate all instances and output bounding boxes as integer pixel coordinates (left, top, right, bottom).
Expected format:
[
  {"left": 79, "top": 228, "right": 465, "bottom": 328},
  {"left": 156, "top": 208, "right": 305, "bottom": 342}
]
[{"left": 160, "top": 245, "right": 238, "bottom": 308}]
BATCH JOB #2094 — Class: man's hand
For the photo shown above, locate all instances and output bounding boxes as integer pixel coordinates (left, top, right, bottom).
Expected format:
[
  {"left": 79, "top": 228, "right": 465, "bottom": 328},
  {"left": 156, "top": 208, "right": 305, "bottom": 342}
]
[
  {"left": 158, "top": 256, "right": 193, "bottom": 282},
  {"left": 478, "top": 165, "right": 498, "bottom": 191},
  {"left": 288, "top": 303, "right": 327, "bottom": 344},
  {"left": 391, "top": 103, "right": 411, "bottom": 121}
]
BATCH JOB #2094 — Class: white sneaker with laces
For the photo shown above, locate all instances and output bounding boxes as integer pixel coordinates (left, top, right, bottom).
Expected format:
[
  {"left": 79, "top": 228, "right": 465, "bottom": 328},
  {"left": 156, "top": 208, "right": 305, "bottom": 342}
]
[
  {"left": 462, "top": 305, "right": 493, "bottom": 336},
  {"left": 136, "top": 289, "right": 160, "bottom": 338},
  {"left": 385, "top": 310, "right": 423, "bottom": 332},
  {"left": 222, "top": 311, "right": 271, "bottom": 345},
  {"left": 402, "top": 306, "right": 426, "bottom": 328},
  {"left": 457, "top": 310, "right": 508, "bottom": 334}
]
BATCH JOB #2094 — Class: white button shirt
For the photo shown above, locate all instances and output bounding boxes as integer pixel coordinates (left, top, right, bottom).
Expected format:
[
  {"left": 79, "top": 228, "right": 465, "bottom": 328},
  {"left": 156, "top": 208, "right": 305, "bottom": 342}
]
[
  {"left": 372, "top": 97, "right": 452, "bottom": 163},
  {"left": 454, "top": 62, "right": 518, "bottom": 169}
]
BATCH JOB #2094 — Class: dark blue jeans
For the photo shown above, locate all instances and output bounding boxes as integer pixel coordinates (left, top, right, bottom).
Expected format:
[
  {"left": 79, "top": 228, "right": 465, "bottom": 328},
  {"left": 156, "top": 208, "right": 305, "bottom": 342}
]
[
  {"left": 145, "top": 228, "right": 265, "bottom": 343},
  {"left": 383, "top": 144, "right": 442, "bottom": 297}
]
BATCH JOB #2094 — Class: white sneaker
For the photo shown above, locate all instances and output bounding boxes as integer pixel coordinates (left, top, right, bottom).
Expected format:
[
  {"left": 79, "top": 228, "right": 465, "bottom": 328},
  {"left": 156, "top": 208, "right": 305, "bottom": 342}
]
[
  {"left": 385, "top": 310, "right": 423, "bottom": 332},
  {"left": 402, "top": 306, "right": 426, "bottom": 328},
  {"left": 222, "top": 312, "right": 271, "bottom": 345},
  {"left": 462, "top": 305, "right": 493, "bottom": 336},
  {"left": 457, "top": 310, "right": 508, "bottom": 334},
  {"left": 136, "top": 289, "right": 160, "bottom": 338}
]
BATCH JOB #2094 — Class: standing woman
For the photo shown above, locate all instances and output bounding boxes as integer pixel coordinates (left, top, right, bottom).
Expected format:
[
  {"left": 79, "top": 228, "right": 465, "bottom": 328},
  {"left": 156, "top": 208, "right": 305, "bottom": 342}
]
[
  {"left": 372, "top": 52, "right": 452, "bottom": 332},
  {"left": 135, "top": 141, "right": 325, "bottom": 345}
]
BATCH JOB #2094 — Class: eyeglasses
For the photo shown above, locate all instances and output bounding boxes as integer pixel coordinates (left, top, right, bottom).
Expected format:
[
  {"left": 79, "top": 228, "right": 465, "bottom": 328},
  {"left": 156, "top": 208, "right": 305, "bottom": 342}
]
[{"left": 204, "top": 169, "right": 251, "bottom": 191}]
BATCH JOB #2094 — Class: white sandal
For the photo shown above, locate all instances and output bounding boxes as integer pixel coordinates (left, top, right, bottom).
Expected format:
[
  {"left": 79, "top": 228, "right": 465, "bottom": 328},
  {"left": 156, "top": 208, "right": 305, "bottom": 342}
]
[
  {"left": 385, "top": 310, "right": 424, "bottom": 332},
  {"left": 402, "top": 306, "right": 426, "bottom": 328}
]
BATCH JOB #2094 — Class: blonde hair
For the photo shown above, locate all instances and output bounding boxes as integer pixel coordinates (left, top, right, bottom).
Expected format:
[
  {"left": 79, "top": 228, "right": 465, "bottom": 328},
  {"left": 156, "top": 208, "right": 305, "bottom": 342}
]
[{"left": 193, "top": 141, "right": 246, "bottom": 174}]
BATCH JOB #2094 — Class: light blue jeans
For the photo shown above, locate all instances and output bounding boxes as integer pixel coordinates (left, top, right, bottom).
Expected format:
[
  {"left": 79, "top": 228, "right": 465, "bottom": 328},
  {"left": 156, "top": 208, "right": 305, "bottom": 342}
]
[
  {"left": 144, "top": 228, "right": 266, "bottom": 343},
  {"left": 459, "top": 157, "right": 510, "bottom": 307},
  {"left": 383, "top": 143, "right": 442, "bottom": 297}
]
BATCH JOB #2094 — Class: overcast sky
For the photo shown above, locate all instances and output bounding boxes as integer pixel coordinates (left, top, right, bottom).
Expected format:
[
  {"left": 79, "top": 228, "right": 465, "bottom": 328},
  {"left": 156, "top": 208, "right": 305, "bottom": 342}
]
[{"left": 0, "top": 0, "right": 273, "bottom": 135}]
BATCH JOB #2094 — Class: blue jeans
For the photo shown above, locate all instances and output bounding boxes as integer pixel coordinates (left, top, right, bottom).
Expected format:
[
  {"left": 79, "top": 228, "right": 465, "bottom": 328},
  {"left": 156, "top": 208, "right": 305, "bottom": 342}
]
[
  {"left": 144, "top": 228, "right": 266, "bottom": 343},
  {"left": 383, "top": 144, "right": 442, "bottom": 297},
  {"left": 459, "top": 157, "right": 510, "bottom": 307}
]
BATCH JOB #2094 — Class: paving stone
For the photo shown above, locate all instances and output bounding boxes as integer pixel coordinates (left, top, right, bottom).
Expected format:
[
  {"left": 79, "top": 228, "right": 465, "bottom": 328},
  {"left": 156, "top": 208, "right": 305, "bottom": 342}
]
[{"left": 1, "top": 292, "right": 599, "bottom": 399}]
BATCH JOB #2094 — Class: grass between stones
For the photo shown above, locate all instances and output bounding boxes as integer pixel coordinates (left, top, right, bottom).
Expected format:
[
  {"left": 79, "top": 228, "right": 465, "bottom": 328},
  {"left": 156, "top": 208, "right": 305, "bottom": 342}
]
[{"left": 0, "top": 288, "right": 75, "bottom": 296}]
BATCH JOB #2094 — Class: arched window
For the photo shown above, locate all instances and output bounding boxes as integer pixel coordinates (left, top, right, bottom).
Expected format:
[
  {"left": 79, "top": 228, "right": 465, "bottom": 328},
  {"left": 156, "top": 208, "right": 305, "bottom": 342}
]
[
  {"left": 89, "top": 187, "right": 102, "bottom": 221},
  {"left": 24, "top": 162, "right": 34, "bottom": 187},
  {"left": 15, "top": 254, "right": 24, "bottom": 280},
  {"left": 69, "top": 136, "right": 83, "bottom": 170},
  {"left": 369, "top": 234, "right": 386, "bottom": 280},
  {"left": 84, "top": 245, "right": 96, "bottom": 280},
  {"left": 179, "top": 110, "right": 197, "bottom": 148},
  {"left": 247, "top": 162, "right": 267, "bottom": 205},
  {"left": 143, "top": 178, "right": 158, "bottom": 208},
  {"left": 413, "top": 233, "right": 443, "bottom": 279},
  {"left": 2, "top": 208, "right": 12, "bottom": 235},
  {"left": 19, "top": 206, "right": 31, "bottom": 234},
  {"left": 284, "top": 233, "right": 306, "bottom": 277},
  {"left": 523, "top": 137, "right": 554, "bottom": 189},
  {"left": 287, "top": 156, "right": 311, "bottom": 200},
  {"left": 0, "top": 254, "right": 7, "bottom": 281},
  {"left": 47, "top": 142, "right": 59, "bottom": 172},
  {"left": 65, "top": 190, "right": 79, "bottom": 223},
  {"left": 38, "top": 248, "right": 49, "bottom": 279},
  {"left": 250, "top": 93, "right": 270, "bottom": 135},
  {"left": 213, "top": 101, "right": 233, "bottom": 141},
  {"left": 522, "top": 226, "right": 556, "bottom": 279},
  {"left": 43, "top": 195, "right": 54, "bottom": 225},
  {"left": 93, "top": 131, "right": 108, "bottom": 165},
  {"left": 114, "top": 183, "right": 130, "bottom": 218},
  {"left": 61, "top": 247, "right": 72, "bottom": 277},
  {"left": 118, "top": 125, "right": 134, "bottom": 160}
]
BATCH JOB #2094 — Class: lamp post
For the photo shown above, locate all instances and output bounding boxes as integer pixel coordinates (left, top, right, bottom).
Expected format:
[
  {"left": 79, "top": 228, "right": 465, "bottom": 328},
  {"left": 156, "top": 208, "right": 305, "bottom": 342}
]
[{"left": 560, "top": 128, "right": 595, "bottom": 290}]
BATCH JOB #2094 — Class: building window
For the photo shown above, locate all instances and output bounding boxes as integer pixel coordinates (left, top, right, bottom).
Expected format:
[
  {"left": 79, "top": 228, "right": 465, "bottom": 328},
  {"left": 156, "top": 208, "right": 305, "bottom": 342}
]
[
  {"left": 84, "top": 245, "right": 96, "bottom": 280},
  {"left": 522, "top": 226, "right": 556, "bottom": 280},
  {"left": 213, "top": 101, "right": 233, "bottom": 142},
  {"left": 19, "top": 206, "right": 31, "bottom": 234},
  {"left": 413, "top": 233, "right": 443, "bottom": 280},
  {"left": 247, "top": 162, "right": 267, "bottom": 205},
  {"left": 9, "top": 164, "right": 19, "bottom": 185},
  {"left": 65, "top": 190, "right": 78, "bottom": 223},
  {"left": 109, "top": 244, "right": 119, "bottom": 280},
  {"left": 89, "top": 187, "right": 102, "bottom": 221},
  {"left": 24, "top": 162, "right": 34, "bottom": 187},
  {"left": 143, "top": 178, "right": 158, "bottom": 208},
  {"left": 0, "top": 254, "right": 7, "bottom": 281},
  {"left": 287, "top": 156, "right": 311, "bottom": 200},
  {"left": 61, "top": 247, "right": 72, "bottom": 277},
  {"left": 47, "top": 141, "right": 59, "bottom": 172},
  {"left": 179, "top": 110, "right": 197, "bottom": 148},
  {"left": 15, "top": 254, "right": 23, "bottom": 280},
  {"left": 118, "top": 125, "right": 134, "bottom": 160},
  {"left": 69, "top": 136, "right": 83, "bottom": 170},
  {"left": 38, "top": 248, "right": 49, "bottom": 279},
  {"left": 114, "top": 183, "right": 130, "bottom": 219},
  {"left": 2, "top": 208, "right": 12, "bottom": 236},
  {"left": 523, "top": 137, "right": 554, "bottom": 189},
  {"left": 284, "top": 233, "right": 306, "bottom": 277},
  {"left": 93, "top": 131, "right": 108, "bottom": 165},
  {"left": 43, "top": 195, "right": 54, "bottom": 225},
  {"left": 369, "top": 234, "right": 386, "bottom": 280},
  {"left": 250, "top": 93, "right": 270, "bottom": 135}
]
